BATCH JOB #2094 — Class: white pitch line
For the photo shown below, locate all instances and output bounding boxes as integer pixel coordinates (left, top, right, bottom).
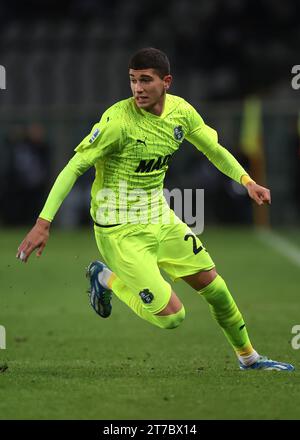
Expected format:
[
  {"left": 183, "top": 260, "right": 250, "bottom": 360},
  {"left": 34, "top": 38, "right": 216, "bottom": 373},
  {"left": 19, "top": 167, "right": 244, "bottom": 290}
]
[{"left": 256, "top": 229, "right": 300, "bottom": 268}]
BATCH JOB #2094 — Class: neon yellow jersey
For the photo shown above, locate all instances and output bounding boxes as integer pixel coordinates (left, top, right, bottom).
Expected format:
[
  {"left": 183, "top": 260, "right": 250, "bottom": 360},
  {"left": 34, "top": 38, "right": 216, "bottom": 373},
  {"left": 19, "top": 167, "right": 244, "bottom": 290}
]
[
  {"left": 72, "top": 95, "right": 201, "bottom": 223},
  {"left": 40, "top": 94, "right": 248, "bottom": 224}
]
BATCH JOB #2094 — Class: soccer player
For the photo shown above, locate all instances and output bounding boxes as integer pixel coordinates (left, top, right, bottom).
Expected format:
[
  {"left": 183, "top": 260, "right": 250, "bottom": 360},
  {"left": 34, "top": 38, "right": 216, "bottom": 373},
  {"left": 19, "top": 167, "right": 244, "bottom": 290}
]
[{"left": 17, "top": 48, "right": 294, "bottom": 371}]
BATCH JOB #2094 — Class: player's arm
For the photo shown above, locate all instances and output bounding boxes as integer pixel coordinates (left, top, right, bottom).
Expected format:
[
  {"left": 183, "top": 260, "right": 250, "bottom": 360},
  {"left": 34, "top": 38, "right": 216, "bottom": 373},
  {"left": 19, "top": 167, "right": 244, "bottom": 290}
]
[
  {"left": 185, "top": 106, "right": 271, "bottom": 205},
  {"left": 16, "top": 113, "right": 121, "bottom": 263},
  {"left": 16, "top": 154, "right": 91, "bottom": 262}
]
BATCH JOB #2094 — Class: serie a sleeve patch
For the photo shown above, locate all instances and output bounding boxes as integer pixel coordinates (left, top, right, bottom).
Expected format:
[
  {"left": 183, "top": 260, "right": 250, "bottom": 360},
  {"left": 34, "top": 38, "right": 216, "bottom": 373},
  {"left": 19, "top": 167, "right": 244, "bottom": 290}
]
[{"left": 89, "top": 128, "right": 101, "bottom": 144}]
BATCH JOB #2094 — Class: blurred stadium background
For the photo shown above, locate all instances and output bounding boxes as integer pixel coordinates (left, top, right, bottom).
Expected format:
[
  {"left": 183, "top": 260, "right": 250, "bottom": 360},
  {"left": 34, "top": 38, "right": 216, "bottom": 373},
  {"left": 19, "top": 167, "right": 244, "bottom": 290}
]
[
  {"left": 0, "top": 0, "right": 299, "bottom": 228},
  {"left": 1, "top": 0, "right": 300, "bottom": 421}
]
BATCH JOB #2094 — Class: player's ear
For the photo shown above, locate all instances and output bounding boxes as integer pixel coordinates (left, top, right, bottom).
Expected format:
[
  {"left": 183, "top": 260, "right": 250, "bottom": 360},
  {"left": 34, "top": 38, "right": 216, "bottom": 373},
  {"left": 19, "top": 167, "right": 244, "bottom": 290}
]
[{"left": 164, "top": 75, "right": 172, "bottom": 91}]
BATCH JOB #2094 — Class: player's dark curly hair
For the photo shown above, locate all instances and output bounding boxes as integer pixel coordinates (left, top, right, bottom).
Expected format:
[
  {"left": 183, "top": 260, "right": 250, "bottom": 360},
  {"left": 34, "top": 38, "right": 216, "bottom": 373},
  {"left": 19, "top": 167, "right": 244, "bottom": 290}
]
[{"left": 128, "top": 48, "right": 170, "bottom": 79}]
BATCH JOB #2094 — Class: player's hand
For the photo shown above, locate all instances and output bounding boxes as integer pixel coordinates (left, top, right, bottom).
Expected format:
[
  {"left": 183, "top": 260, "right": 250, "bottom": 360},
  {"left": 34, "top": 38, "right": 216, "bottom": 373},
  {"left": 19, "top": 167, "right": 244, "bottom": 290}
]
[
  {"left": 16, "top": 218, "right": 51, "bottom": 263},
  {"left": 246, "top": 181, "right": 271, "bottom": 206}
]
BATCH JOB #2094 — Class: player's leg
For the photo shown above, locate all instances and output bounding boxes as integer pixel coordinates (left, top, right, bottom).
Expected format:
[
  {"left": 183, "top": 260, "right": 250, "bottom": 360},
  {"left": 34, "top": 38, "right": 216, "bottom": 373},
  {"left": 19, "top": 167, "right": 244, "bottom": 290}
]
[
  {"left": 111, "top": 276, "right": 184, "bottom": 329},
  {"left": 158, "top": 221, "right": 256, "bottom": 360},
  {"left": 158, "top": 213, "right": 294, "bottom": 370},
  {"left": 182, "top": 268, "right": 294, "bottom": 371},
  {"left": 181, "top": 268, "right": 259, "bottom": 366},
  {"left": 90, "top": 225, "right": 185, "bottom": 330}
]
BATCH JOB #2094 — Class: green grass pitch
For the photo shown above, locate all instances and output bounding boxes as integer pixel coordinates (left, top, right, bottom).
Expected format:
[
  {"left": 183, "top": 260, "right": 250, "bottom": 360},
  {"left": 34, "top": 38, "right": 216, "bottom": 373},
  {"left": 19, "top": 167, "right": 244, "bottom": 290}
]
[{"left": 0, "top": 227, "right": 299, "bottom": 420}]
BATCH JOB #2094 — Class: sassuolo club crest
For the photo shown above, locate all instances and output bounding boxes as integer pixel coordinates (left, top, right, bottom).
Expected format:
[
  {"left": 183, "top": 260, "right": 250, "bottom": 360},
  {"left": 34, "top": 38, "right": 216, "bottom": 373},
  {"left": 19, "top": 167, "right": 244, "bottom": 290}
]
[{"left": 174, "top": 125, "right": 184, "bottom": 141}]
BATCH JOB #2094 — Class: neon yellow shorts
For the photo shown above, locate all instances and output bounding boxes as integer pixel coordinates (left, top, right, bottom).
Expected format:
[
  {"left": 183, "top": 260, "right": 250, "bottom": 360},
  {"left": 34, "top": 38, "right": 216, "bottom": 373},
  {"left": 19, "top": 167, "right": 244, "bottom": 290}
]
[{"left": 94, "top": 211, "right": 215, "bottom": 314}]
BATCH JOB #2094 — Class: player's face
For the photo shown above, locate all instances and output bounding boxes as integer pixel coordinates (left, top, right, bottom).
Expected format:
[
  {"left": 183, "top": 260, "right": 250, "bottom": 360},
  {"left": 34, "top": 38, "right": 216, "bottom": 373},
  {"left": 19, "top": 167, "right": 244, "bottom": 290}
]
[{"left": 129, "top": 68, "right": 172, "bottom": 114}]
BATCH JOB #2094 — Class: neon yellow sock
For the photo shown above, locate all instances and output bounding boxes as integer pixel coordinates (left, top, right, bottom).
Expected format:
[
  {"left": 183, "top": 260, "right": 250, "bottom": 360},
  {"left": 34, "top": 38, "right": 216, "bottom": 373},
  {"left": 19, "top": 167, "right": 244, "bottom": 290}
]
[
  {"left": 111, "top": 277, "right": 185, "bottom": 330},
  {"left": 198, "top": 275, "right": 254, "bottom": 356}
]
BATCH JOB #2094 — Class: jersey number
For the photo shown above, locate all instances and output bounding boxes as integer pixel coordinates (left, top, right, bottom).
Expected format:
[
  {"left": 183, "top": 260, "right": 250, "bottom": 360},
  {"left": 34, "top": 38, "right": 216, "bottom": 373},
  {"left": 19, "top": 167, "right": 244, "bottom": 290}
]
[{"left": 184, "top": 233, "right": 203, "bottom": 255}]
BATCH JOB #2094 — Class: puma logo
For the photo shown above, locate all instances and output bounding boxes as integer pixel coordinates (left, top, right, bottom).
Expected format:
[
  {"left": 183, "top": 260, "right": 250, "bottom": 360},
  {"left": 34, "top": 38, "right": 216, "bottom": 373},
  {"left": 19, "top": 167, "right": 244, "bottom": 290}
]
[{"left": 136, "top": 138, "right": 147, "bottom": 147}]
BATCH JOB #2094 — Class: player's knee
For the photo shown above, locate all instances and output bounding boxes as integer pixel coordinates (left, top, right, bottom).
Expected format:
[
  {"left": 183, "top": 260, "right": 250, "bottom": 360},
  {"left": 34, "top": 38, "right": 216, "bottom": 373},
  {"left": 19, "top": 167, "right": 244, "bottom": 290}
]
[
  {"left": 182, "top": 267, "right": 218, "bottom": 291},
  {"left": 159, "top": 305, "right": 186, "bottom": 329}
]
